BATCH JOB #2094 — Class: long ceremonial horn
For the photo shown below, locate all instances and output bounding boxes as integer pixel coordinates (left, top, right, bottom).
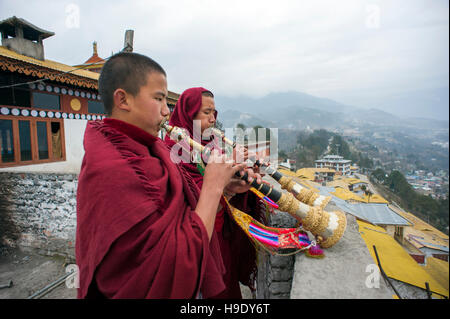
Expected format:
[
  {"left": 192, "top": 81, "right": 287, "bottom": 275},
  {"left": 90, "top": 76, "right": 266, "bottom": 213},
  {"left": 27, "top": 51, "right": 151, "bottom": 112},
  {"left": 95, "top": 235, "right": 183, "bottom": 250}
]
[
  {"left": 210, "top": 127, "right": 332, "bottom": 210},
  {"left": 162, "top": 122, "right": 346, "bottom": 248}
]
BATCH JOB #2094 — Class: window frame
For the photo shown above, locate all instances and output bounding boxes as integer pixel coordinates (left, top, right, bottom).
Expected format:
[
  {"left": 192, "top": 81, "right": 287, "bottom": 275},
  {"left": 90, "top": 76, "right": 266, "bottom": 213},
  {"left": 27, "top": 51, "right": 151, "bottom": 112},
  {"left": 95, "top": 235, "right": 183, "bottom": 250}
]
[
  {"left": 0, "top": 115, "right": 66, "bottom": 167},
  {"left": 31, "top": 90, "right": 62, "bottom": 111},
  {"left": 87, "top": 99, "right": 106, "bottom": 115}
]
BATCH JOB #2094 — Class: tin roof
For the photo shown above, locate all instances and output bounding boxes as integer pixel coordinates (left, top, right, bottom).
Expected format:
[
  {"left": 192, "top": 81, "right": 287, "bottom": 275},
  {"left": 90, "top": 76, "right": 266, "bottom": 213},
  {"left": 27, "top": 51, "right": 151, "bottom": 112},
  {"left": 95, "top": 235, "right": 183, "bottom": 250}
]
[{"left": 319, "top": 186, "right": 410, "bottom": 226}]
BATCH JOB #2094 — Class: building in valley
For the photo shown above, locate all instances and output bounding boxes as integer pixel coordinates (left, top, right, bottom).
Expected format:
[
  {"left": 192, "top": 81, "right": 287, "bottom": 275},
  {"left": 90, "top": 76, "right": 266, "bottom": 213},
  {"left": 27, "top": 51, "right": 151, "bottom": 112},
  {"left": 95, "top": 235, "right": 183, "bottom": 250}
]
[{"left": 315, "top": 154, "right": 351, "bottom": 176}]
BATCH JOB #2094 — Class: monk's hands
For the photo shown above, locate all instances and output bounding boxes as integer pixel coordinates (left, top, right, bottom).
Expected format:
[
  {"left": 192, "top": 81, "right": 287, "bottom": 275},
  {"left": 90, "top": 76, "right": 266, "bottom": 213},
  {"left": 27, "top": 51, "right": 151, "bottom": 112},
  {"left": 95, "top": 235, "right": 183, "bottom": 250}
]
[
  {"left": 204, "top": 149, "right": 262, "bottom": 194},
  {"left": 225, "top": 167, "right": 262, "bottom": 195},
  {"left": 197, "top": 149, "right": 261, "bottom": 240},
  {"left": 229, "top": 146, "right": 262, "bottom": 194},
  {"left": 203, "top": 150, "right": 248, "bottom": 193}
]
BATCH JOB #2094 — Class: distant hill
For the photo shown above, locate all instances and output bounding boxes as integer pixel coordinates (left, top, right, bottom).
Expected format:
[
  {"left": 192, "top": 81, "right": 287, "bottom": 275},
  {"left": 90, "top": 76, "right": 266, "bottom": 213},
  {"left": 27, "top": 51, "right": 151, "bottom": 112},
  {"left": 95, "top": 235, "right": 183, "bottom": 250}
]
[
  {"left": 214, "top": 91, "right": 449, "bottom": 131},
  {"left": 215, "top": 90, "right": 359, "bottom": 115},
  {"left": 217, "top": 109, "right": 276, "bottom": 129},
  {"left": 358, "top": 87, "right": 449, "bottom": 121}
]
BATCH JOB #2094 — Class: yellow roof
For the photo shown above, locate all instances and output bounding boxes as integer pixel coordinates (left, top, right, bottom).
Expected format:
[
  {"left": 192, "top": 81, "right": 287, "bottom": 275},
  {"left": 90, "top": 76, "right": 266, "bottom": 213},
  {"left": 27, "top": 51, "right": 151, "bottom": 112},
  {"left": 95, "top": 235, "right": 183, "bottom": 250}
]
[
  {"left": 277, "top": 168, "right": 297, "bottom": 177},
  {"left": 295, "top": 168, "right": 315, "bottom": 180},
  {"left": 363, "top": 193, "right": 389, "bottom": 204},
  {"left": 0, "top": 45, "right": 99, "bottom": 80},
  {"left": 422, "top": 257, "right": 449, "bottom": 292},
  {"left": 332, "top": 187, "right": 367, "bottom": 202},
  {"left": 0, "top": 45, "right": 181, "bottom": 101},
  {"left": 277, "top": 169, "right": 320, "bottom": 193},
  {"left": 358, "top": 220, "right": 448, "bottom": 298},
  {"left": 294, "top": 178, "right": 320, "bottom": 193},
  {"left": 390, "top": 207, "right": 449, "bottom": 250},
  {"left": 295, "top": 167, "right": 335, "bottom": 181},
  {"left": 327, "top": 179, "right": 350, "bottom": 189},
  {"left": 326, "top": 177, "right": 388, "bottom": 204}
]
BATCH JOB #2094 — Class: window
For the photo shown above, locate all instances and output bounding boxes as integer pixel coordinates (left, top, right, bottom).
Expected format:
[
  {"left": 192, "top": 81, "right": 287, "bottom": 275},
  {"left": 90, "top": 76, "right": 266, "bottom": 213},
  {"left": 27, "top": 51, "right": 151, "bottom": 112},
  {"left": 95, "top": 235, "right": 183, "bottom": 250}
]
[
  {"left": 0, "top": 87, "right": 31, "bottom": 107},
  {"left": 0, "top": 119, "right": 14, "bottom": 163},
  {"left": 394, "top": 226, "right": 404, "bottom": 238},
  {"left": 18, "top": 120, "right": 32, "bottom": 161},
  {"left": 32, "top": 92, "right": 60, "bottom": 110},
  {"left": 36, "top": 121, "right": 49, "bottom": 159},
  {"left": 0, "top": 116, "right": 65, "bottom": 167},
  {"left": 0, "top": 72, "right": 31, "bottom": 107},
  {"left": 88, "top": 100, "right": 106, "bottom": 114}
]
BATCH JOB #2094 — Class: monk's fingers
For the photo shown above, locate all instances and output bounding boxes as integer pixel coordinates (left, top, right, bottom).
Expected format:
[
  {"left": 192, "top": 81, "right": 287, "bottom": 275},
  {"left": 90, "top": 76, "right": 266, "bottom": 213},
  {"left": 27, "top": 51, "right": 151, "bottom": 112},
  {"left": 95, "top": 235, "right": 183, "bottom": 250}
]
[
  {"left": 247, "top": 169, "right": 261, "bottom": 184},
  {"left": 237, "top": 166, "right": 258, "bottom": 184},
  {"left": 232, "top": 162, "right": 247, "bottom": 177},
  {"left": 229, "top": 177, "right": 247, "bottom": 186},
  {"left": 255, "top": 173, "right": 262, "bottom": 184}
]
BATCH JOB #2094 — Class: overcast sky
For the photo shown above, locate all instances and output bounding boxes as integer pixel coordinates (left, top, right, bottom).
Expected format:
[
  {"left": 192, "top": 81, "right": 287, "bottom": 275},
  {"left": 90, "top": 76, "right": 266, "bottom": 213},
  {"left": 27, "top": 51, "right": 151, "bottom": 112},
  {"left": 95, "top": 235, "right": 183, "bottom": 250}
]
[{"left": 1, "top": 0, "right": 449, "bottom": 119}]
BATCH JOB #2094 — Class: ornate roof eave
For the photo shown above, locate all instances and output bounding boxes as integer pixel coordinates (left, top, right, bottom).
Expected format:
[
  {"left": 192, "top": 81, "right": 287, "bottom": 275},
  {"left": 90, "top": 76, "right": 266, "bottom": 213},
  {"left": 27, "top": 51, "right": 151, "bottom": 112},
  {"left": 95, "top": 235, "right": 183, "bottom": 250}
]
[
  {"left": 0, "top": 54, "right": 98, "bottom": 89},
  {"left": 0, "top": 49, "right": 182, "bottom": 99}
]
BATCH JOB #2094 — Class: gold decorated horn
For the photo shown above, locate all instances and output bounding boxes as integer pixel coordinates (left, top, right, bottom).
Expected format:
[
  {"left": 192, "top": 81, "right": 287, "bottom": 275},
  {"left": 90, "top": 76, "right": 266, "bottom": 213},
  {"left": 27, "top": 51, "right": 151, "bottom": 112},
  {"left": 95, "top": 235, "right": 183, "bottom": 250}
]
[
  {"left": 161, "top": 122, "right": 347, "bottom": 248},
  {"left": 264, "top": 166, "right": 331, "bottom": 210},
  {"left": 275, "top": 191, "right": 347, "bottom": 248}
]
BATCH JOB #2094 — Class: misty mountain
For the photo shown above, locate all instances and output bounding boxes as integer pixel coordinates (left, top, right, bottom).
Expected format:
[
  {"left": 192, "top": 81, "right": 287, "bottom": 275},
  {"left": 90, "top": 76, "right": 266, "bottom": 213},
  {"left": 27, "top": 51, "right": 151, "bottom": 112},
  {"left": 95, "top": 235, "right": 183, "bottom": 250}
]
[
  {"left": 214, "top": 91, "right": 449, "bottom": 132},
  {"left": 215, "top": 91, "right": 359, "bottom": 116},
  {"left": 218, "top": 109, "right": 276, "bottom": 129},
  {"left": 358, "top": 87, "right": 450, "bottom": 121},
  {"left": 402, "top": 117, "right": 450, "bottom": 130},
  {"left": 348, "top": 108, "right": 403, "bottom": 127}
]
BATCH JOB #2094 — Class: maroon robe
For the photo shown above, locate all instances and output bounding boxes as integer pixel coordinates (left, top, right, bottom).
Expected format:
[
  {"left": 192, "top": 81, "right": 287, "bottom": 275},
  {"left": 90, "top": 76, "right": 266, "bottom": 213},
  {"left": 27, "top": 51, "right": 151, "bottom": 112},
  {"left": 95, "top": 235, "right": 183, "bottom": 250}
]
[{"left": 76, "top": 118, "right": 226, "bottom": 298}]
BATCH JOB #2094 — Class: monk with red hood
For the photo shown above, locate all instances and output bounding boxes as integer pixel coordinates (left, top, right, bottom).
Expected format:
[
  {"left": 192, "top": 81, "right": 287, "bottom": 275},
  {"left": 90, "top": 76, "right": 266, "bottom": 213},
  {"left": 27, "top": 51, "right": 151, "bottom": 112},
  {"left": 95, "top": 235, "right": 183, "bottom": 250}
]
[
  {"left": 164, "top": 87, "right": 267, "bottom": 298},
  {"left": 75, "top": 52, "right": 257, "bottom": 299}
]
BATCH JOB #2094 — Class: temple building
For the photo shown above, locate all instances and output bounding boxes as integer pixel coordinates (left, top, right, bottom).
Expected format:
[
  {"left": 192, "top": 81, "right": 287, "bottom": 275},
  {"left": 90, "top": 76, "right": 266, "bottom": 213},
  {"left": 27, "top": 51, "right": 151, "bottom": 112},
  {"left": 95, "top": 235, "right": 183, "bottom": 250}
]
[
  {"left": 315, "top": 154, "right": 351, "bottom": 176},
  {"left": 0, "top": 16, "right": 179, "bottom": 173}
]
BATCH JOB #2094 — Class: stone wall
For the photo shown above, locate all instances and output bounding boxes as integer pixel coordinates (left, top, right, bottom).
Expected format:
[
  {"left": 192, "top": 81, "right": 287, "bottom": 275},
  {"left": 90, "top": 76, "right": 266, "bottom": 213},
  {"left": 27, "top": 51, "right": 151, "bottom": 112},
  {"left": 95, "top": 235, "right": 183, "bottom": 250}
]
[
  {"left": 256, "top": 206, "right": 298, "bottom": 299},
  {"left": 0, "top": 172, "right": 77, "bottom": 258},
  {"left": 290, "top": 212, "right": 395, "bottom": 299}
]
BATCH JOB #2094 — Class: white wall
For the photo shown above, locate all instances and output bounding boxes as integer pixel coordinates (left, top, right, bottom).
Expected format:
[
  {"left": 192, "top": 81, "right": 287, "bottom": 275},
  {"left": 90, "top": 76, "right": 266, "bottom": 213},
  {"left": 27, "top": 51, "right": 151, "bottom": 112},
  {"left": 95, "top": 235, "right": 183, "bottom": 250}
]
[{"left": 0, "top": 119, "right": 87, "bottom": 174}]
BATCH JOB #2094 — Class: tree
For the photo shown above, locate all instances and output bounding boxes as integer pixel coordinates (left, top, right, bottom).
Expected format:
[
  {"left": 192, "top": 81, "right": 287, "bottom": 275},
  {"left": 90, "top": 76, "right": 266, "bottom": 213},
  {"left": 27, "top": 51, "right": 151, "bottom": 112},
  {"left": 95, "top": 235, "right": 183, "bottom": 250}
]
[
  {"left": 371, "top": 168, "right": 387, "bottom": 183},
  {"left": 381, "top": 170, "right": 449, "bottom": 234},
  {"left": 329, "top": 135, "right": 351, "bottom": 159}
]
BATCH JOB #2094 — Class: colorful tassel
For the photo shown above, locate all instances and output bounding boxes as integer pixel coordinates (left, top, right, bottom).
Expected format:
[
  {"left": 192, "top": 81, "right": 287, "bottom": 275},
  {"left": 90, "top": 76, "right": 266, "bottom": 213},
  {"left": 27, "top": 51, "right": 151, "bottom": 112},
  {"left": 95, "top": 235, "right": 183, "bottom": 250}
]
[{"left": 306, "top": 244, "right": 325, "bottom": 258}]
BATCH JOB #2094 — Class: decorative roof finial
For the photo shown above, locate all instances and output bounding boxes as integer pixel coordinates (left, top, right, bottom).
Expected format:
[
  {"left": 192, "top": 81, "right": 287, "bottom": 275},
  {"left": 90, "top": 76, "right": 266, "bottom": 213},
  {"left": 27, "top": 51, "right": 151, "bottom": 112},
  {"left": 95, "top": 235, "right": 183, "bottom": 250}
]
[{"left": 93, "top": 41, "right": 98, "bottom": 55}]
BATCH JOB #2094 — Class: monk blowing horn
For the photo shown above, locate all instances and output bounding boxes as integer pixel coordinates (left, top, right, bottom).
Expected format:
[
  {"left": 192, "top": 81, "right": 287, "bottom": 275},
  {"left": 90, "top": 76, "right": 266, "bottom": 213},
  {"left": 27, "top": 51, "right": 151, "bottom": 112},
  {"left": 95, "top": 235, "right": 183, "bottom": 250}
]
[
  {"left": 161, "top": 122, "right": 346, "bottom": 248},
  {"left": 210, "top": 127, "right": 332, "bottom": 210}
]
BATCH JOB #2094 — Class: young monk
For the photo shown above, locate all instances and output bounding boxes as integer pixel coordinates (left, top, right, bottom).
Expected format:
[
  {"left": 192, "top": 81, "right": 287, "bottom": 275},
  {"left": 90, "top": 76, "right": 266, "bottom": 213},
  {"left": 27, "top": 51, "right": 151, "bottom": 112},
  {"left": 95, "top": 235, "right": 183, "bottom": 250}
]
[
  {"left": 164, "top": 87, "right": 266, "bottom": 298},
  {"left": 75, "top": 53, "right": 258, "bottom": 299}
]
